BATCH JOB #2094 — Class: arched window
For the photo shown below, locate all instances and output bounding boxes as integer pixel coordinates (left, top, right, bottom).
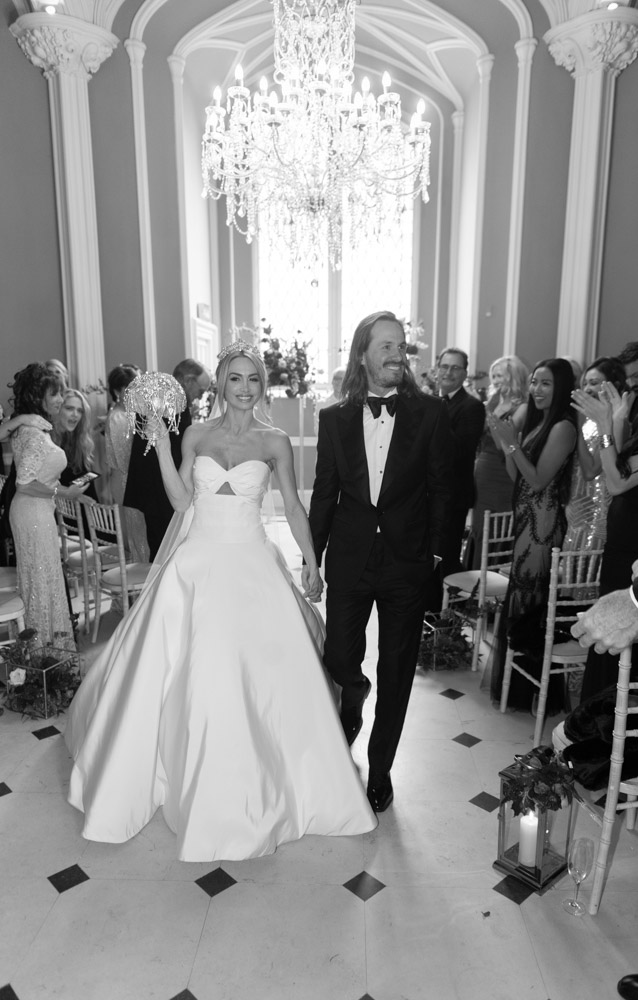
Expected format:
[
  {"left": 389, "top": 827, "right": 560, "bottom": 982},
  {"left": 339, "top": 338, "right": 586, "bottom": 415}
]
[{"left": 258, "top": 200, "right": 416, "bottom": 386}]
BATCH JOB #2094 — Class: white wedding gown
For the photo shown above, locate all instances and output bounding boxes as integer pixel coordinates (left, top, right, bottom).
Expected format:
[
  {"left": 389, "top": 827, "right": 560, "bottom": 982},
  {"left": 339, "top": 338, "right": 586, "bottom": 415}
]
[{"left": 65, "top": 456, "right": 376, "bottom": 861}]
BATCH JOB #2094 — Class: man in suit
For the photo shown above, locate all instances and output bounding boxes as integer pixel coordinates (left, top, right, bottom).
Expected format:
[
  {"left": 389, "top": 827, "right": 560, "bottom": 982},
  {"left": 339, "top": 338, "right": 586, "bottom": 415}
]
[
  {"left": 123, "top": 358, "right": 210, "bottom": 559},
  {"left": 304, "top": 311, "right": 453, "bottom": 812},
  {"left": 434, "top": 347, "right": 485, "bottom": 591}
]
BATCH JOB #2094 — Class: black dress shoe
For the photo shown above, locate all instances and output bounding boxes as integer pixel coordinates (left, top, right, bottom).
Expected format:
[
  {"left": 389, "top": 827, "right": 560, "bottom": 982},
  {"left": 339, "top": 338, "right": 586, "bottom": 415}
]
[
  {"left": 618, "top": 975, "right": 638, "bottom": 999},
  {"left": 367, "top": 772, "right": 393, "bottom": 812},
  {"left": 340, "top": 678, "right": 372, "bottom": 747}
]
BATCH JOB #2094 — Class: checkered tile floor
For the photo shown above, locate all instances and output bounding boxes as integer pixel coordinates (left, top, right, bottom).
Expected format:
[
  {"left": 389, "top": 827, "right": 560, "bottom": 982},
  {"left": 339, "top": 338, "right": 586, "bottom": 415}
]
[{"left": 1, "top": 605, "right": 637, "bottom": 998}]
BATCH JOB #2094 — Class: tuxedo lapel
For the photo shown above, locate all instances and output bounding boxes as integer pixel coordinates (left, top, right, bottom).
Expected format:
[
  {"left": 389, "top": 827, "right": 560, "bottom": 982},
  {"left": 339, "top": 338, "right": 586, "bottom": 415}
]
[
  {"left": 378, "top": 395, "right": 419, "bottom": 503},
  {"left": 337, "top": 403, "right": 371, "bottom": 505}
]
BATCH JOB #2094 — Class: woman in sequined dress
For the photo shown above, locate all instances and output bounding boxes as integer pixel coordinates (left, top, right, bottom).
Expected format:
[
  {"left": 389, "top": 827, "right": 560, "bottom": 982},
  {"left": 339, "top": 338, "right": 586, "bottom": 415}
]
[
  {"left": 572, "top": 376, "right": 638, "bottom": 701},
  {"left": 486, "top": 358, "right": 577, "bottom": 709},
  {"left": 8, "top": 364, "right": 91, "bottom": 647},
  {"left": 103, "top": 364, "right": 149, "bottom": 562},
  {"left": 562, "top": 358, "right": 626, "bottom": 556}
]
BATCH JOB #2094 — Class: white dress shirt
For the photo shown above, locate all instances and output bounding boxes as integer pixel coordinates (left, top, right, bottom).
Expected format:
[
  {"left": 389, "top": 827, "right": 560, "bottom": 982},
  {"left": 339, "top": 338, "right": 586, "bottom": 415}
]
[{"left": 363, "top": 390, "right": 398, "bottom": 507}]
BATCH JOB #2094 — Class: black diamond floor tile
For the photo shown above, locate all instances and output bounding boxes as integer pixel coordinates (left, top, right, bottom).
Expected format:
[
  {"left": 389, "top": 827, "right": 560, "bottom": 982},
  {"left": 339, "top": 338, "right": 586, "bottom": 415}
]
[
  {"left": 0, "top": 783, "right": 12, "bottom": 797},
  {"left": 453, "top": 732, "right": 482, "bottom": 748},
  {"left": 439, "top": 688, "right": 465, "bottom": 700},
  {"left": 195, "top": 867, "right": 237, "bottom": 898},
  {"left": 32, "top": 726, "right": 61, "bottom": 740},
  {"left": 357, "top": 995, "right": 376, "bottom": 1000},
  {"left": 492, "top": 875, "right": 536, "bottom": 905},
  {"left": 470, "top": 791, "right": 500, "bottom": 812},
  {"left": 343, "top": 870, "right": 386, "bottom": 902},
  {"left": 0, "top": 984, "right": 20, "bottom": 1000},
  {"left": 168, "top": 990, "right": 199, "bottom": 1000},
  {"left": 48, "top": 864, "right": 90, "bottom": 894}
]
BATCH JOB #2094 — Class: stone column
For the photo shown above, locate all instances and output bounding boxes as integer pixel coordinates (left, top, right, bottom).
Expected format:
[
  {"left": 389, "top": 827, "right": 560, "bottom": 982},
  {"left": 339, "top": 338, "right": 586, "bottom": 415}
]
[
  {"left": 10, "top": 12, "right": 118, "bottom": 393},
  {"left": 546, "top": 8, "right": 638, "bottom": 362}
]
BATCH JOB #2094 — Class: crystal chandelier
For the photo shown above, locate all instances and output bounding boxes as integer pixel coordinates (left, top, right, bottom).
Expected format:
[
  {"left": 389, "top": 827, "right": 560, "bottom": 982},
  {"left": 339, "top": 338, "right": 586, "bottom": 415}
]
[{"left": 201, "top": 0, "right": 431, "bottom": 270}]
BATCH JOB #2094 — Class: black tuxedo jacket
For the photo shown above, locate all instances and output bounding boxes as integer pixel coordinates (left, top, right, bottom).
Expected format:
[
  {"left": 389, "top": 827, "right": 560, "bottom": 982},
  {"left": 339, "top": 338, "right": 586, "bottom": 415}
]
[
  {"left": 442, "top": 386, "right": 485, "bottom": 510},
  {"left": 308, "top": 392, "right": 453, "bottom": 591},
  {"left": 123, "top": 409, "right": 192, "bottom": 527}
]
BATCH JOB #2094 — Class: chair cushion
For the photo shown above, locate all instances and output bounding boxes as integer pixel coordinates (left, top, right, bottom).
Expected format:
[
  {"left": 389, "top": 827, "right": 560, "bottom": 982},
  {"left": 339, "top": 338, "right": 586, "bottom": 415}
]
[
  {"left": 483, "top": 571, "right": 509, "bottom": 598},
  {"left": 550, "top": 639, "right": 587, "bottom": 661},
  {"left": 102, "top": 563, "right": 153, "bottom": 590},
  {"left": 0, "top": 567, "right": 17, "bottom": 591},
  {"left": 0, "top": 593, "right": 25, "bottom": 619},
  {"left": 443, "top": 570, "right": 480, "bottom": 593}
]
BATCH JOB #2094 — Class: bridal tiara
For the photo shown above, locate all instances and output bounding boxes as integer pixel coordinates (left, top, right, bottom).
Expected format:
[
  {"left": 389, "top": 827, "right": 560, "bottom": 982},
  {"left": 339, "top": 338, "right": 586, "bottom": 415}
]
[{"left": 217, "top": 339, "right": 262, "bottom": 363}]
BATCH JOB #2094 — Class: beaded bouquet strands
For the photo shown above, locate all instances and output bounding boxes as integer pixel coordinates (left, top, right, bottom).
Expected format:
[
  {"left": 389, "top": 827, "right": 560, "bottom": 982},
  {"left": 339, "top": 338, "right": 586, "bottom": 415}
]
[{"left": 123, "top": 372, "right": 187, "bottom": 454}]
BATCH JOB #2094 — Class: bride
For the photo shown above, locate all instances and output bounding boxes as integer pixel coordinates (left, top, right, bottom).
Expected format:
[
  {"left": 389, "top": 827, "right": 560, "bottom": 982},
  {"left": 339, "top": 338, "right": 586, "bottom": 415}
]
[{"left": 65, "top": 342, "right": 376, "bottom": 862}]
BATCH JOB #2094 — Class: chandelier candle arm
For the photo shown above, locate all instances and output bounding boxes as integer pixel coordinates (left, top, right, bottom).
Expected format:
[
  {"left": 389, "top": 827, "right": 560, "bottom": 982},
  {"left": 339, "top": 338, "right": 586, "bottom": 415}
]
[{"left": 201, "top": 0, "right": 431, "bottom": 271}]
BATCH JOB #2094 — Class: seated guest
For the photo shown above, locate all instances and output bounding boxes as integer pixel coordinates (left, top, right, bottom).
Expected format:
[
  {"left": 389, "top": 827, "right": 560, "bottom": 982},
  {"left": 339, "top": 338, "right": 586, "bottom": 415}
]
[
  {"left": 104, "top": 364, "right": 149, "bottom": 562},
  {"left": 123, "top": 358, "right": 211, "bottom": 559},
  {"left": 466, "top": 354, "right": 528, "bottom": 569},
  {"left": 433, "top": 347, "right": 485, "bottom": 595}
]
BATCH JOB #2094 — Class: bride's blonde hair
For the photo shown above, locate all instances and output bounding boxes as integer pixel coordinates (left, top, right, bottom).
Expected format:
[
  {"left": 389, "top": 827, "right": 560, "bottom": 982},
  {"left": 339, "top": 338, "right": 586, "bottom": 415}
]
[{"left": 215, "top": 348, "right": 268, "bottom": 418}]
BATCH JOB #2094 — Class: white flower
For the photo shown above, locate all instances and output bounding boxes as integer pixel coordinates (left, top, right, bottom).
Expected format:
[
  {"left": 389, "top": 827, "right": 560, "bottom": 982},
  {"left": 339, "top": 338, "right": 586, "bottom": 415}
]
[{"left": 9, "top": 668, "right": 26, "bottom": 687}]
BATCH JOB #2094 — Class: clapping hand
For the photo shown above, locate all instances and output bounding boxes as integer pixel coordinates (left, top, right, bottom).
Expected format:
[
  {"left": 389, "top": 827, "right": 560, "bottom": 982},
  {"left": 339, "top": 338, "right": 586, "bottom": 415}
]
[
  {"left": 571, "top": 386, "right": 613, "bottom": 435},
  {"left": 602, "top": 381, "right": 635, "bottom": 424},
  {"left": 486, "top": 410, "right": 518, "bottom": 452}
]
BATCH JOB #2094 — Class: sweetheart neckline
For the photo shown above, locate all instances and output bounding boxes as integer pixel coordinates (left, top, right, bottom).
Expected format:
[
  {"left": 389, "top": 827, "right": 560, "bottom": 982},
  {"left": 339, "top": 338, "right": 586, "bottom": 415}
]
[{"left": 195, "top": 455, "right": 270, "bottom": 474}]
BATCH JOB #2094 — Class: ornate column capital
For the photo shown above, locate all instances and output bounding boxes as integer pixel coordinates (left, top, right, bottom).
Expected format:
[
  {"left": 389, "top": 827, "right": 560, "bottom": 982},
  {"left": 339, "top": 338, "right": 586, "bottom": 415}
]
[
  {"left": 515, "top": 36, "right": 538, "bottom": 68},
  {"left": 10, "top": 12, "right": 118, "bottom": 80},
  {"left": 546, "top": 8, "right": 638, "bottom": 77}
]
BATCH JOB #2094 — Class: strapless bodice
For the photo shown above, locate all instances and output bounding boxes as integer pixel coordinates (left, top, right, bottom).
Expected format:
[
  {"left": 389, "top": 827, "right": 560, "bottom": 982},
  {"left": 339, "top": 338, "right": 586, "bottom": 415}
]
[{"left": 190, "top": 455, "right": 271, "bottom": 543}]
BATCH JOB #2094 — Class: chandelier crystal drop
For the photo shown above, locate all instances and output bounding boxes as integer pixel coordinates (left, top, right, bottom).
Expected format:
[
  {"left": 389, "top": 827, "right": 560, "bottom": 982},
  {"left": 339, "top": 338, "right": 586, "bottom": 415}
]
[{"left": 201, "top": 0, "right": 431, "bottom": 270}]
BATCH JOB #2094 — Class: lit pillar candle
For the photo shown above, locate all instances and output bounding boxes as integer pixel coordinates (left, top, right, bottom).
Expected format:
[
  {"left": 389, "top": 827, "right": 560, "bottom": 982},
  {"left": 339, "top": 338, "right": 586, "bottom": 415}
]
[{"left": 518, "top": 810, "right": 539, "bottom": 867}]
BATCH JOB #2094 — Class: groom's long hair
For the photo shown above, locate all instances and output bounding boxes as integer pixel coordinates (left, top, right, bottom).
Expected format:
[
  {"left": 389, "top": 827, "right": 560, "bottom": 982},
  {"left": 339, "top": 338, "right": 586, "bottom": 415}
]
[{"left": 341, "top": 311, "right": 420, "bottom": 407}]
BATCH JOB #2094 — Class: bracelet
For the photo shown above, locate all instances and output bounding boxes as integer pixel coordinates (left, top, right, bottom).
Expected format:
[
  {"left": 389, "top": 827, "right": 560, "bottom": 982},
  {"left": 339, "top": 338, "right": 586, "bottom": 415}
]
[
  {"left": 52, "top": 485, "right": 59, "bottom": 499},
  {"left": 599, "top": 434, "right": 613, "bottom": 449},
  {"left": 505, "top": 443, "right": 519, "bottom": 455}
]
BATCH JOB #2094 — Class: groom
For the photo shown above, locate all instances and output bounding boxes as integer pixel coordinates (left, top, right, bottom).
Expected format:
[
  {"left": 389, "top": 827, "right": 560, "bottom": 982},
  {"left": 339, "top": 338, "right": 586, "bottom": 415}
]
[{"left": 304, "top": 311, "right": 453, "bottom": 812}]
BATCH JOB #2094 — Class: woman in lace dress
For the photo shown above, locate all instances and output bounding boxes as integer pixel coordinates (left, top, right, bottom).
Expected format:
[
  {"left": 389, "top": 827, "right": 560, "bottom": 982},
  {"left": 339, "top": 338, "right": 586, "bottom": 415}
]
[
  {"left": 486, "top": 358, "right": 577, "bottom": 709},
  {"left": 8, "top": 364, "right": 91, "bottom": 647},
  {"left": 103, "top": 365, "right": 149, "bottom": 562}
]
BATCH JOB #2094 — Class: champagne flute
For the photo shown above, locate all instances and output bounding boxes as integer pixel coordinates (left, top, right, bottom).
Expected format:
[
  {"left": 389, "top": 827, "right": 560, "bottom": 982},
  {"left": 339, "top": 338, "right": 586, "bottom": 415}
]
[{"left": 563, "top": 837, "right": 595, "bottom": 916}]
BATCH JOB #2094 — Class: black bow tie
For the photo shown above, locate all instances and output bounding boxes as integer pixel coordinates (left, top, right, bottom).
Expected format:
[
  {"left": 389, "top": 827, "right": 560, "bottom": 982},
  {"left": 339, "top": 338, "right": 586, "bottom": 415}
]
[{"left": 367, "top": 396, "right": 398, "bottom": 418}]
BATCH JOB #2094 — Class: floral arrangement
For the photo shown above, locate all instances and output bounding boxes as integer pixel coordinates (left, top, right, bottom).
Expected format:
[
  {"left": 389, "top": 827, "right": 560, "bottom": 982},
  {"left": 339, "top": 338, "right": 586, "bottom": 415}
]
[
  {"left": 501, "top": 746, "right": 578, "bottom": 816},
  {"left": 0, "top": 628, "right": 80, "bottom": 719},
  {"left": 258, "top": 321, "right": 314, "bottom": 397},
  {"left": 417, "top": 607, "right": 474, "bottom": 670}
]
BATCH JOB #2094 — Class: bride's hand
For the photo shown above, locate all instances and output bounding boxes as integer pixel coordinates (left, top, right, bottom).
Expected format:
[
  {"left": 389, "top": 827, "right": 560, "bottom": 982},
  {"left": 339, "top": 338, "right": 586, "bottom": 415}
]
[
  {"left": 144, "top": 415, "right": 169, "bottom": 447},
  {"left": 301, "top": 565, "right": 324, "bottom": 603}
]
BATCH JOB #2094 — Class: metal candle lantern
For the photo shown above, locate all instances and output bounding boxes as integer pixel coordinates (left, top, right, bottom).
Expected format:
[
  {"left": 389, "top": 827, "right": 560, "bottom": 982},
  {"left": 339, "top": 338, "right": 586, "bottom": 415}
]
[
  {"left": 123, "top": 372, "right": 187, "bottom": 454},
  {"left": 494, "top": 747, "right": 577, "bottom": 891}
]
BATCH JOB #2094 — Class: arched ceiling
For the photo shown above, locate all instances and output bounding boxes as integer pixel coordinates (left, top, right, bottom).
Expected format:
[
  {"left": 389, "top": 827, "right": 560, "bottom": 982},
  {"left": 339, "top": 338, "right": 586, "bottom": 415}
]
[
  {"left": 176, "top": 0, "right": 488, "bottom": 117},
  {"left": 13, "top": 1, "right": 535, "bottom": 116}
]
